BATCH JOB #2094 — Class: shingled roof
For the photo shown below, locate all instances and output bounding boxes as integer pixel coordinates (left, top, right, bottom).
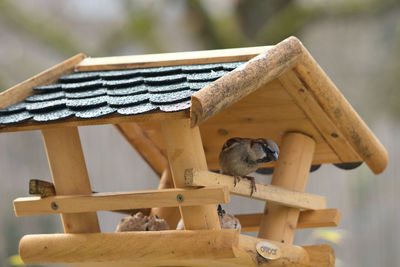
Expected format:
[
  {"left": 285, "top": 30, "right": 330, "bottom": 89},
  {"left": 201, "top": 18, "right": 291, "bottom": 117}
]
[
  {"left": 0, "top": 62, "right": 244, "bottom": 125},
  {"left": 0, "top": 37, "right": 388, "bottom": 175}
]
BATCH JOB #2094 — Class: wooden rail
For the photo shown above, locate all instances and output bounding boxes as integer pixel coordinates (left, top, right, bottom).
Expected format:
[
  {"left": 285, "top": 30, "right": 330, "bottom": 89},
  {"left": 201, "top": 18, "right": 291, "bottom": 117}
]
[
  {"left": 14, "top": 186, "right": 230, "bottom": 216},
  {"left": 184, "top": 168, "right": 326, "bottom": 210},
  {"left": 236, "top": 209, "right": 341, "bottom": 232}
]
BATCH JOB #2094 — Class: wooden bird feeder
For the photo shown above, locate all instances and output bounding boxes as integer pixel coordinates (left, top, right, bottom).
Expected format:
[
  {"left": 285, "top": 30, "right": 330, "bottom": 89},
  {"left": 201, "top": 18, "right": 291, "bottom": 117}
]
[{"left": 1, "top": 36, "right": 387, "bottom": 266}]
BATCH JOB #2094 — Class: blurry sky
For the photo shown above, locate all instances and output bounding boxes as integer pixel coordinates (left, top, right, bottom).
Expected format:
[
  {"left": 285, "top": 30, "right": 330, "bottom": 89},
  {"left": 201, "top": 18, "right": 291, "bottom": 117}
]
[{"left": 0, "top": 0, "right": 400, "bottom": 266}]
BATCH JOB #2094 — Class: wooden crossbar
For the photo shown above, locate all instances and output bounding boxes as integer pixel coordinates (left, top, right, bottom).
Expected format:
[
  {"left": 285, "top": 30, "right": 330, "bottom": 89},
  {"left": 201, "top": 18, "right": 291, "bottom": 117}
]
[
  {"left": 13, "top": 186, "right": 229, "bottom": 217},
  {"left": 236, "top": 209, "right": 341, "bottom": 232},
  {"left": 184, "top": 169, "right": 326, "bottom": 210}
]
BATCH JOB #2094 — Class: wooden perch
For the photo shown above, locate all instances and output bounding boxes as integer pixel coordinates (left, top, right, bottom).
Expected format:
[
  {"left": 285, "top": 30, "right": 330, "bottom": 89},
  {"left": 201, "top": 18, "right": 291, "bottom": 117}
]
[
  {"left": 190, "top": 36, "right": 303, "bottom": 127},
  {"left": 14, "top": 186, "right": 230, "bottom": 216},
  {"left": 19, "top": 230, "right": 239, "bottom": 264},
  {"left": 19, "top": 232, "right": 334, "bottom": 266},
  {"left": 28, "top": 179, "right": 149, "bottom": 215},
  {"left": 184, "top": 168, "right": 326, "bottom": 210},
  {"left": 236, "top": 209, "right": 342, "bottom": 232}
]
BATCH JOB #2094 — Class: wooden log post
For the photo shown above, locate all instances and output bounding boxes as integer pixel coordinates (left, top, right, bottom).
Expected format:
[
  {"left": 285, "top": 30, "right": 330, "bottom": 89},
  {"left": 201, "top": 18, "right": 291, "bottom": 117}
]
[
  {"left": 42, "top": 127, "right": 100, "bottom": 233},
  {"left": 258, "top": 132, "right": 315, "bottom": 244},
  {"left": 161, "top": 119, "right": 221, "bottom": 230},
  {"left": 150, "top": 168, "right": 181, "bottom": 229}
]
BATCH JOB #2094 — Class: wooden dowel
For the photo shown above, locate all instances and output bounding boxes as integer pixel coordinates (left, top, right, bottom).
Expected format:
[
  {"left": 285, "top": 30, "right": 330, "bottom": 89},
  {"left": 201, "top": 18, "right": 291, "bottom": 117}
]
[
  {"left": 19, "top": 230, "right": 239, "bottom": 264},
  {"left": 185, "top": 168, "right": 326, "bottom": 210},
  {"left": 258, "top": 132, "right": 316, "bottom": 244},
  {"left": 14, "top": 186, "right": 230, "bottom": 216},
  {"left": 236, "top": 209, "right": 341, "bottom": 232},
  {"left": 161, "top": 119, "right": 221, "bottom": 230},
  {"left": 150, "top": 168, "right": 181, "bottom": 229},
  {"left": 42, "top": 127, "right": 100, "bottom": 233}
]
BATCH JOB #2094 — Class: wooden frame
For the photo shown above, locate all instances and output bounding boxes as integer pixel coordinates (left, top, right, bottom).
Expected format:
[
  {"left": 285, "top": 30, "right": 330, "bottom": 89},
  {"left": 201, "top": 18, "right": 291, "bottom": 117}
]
[
  {"left": 14, "top": 186, "right": 230, "bottom": 216},
  {"left": 185, "top": 169, "right": 326, "bottom": 210}
]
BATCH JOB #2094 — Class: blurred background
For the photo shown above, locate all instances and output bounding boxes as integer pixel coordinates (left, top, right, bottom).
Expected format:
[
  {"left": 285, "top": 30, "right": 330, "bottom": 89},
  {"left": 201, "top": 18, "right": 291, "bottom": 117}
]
[{"left": 0, "top": 0, "right": 399, "bottom": 266}]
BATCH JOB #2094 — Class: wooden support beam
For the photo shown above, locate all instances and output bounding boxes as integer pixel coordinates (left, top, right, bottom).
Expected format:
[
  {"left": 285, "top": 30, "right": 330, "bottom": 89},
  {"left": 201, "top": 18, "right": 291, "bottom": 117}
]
[
  {"left": 236, "top": 209, "right": 341, "bottom": 232},
  {"left": 161, "top": 119, "right": 221, "bottom": 230},
  {"left": 295, "top": 47, "right": 388, "bottom": 174},
  {"left": 0, "top": 110, "right": 188, "bottom": 133},
  {"left": 279, "top": 70, "right": 361, "bottom": 163},
  {"left": 190, "top": 36, "right": 303, "bottom": 127},
  {"left": 258, "top": 132, "right": 316, "bottom": 244},
  {"left": 76, "top": 46, "right": 272, "bottom": 72},
  {"left": 185, "top": 169, "right": 326, "bottom": 210},
  {"left": 114, "top": 122, "right": 168, "bottom": 176},
  {"left": 150, "top": 168, "right": 181, "bottom": 229},
  {"left": 19, "top": 230, "right": 239, "bottom": 264},
  {"left": 14, "top": 186, "right": 230, "bottom": 216},
  {"left": 0, "top": 54, "right": 85, "bottom": 109},
  {"left": 42, "top": 127, "right": 100, "bottom": 233}
]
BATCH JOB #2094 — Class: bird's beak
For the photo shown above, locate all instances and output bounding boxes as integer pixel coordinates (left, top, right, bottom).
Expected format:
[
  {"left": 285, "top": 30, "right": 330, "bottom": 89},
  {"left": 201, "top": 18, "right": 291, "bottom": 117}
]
[{"left": 272, "top": 152, "right": 279, "bottom": 161}]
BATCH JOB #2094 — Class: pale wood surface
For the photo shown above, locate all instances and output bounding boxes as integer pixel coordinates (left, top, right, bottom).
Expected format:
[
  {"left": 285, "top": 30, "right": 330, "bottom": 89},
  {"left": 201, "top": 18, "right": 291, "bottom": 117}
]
[
  {"left": 236, "top": 209, "right": 341, "bottom": 232},
  {"left": 76, "top": 46, "right": 272, "bottom": 71},
  {"left": 19, "top": 231, "right": 325, "bottom": 267},
  {"left": 161, "top": 119, "right": 221, "bottom": 230},
  {"left": 295, "top": 46, "right": 388, "bottom": 174},
  {"left": 114, "top": 122, "right": 167, "bottom": 176},
  {"left": 150, "top": 168, "right": 181, "bottom": 229},
  {"left": 14, "top": 186, "right": 229, "bottom": 216},
  {"left": 19, "top": 230, "right": 239, "bottom": 264},
  {"left": 303, "top": 245, "right": 335, "bottom": 267},
  {"left": 0, "top": 54, "right": 85, "bottom": 109},
  {"left": 258, "top": 133, "right": 316, "bottom": 244},
  {"left": 190, "top": 36, "right": 303, "bottom": 127},
  {"left": 42, "top": 127, "right": 100, "bottom": 233},
  {"left": 0, "top": 110, "right": 188, "bottom": 133},
  {"left": 279, "top": 70, "right": 362, "bottom": 163},
  {"left": 185, "top": 169, "right": 325, "bottom": 210}
]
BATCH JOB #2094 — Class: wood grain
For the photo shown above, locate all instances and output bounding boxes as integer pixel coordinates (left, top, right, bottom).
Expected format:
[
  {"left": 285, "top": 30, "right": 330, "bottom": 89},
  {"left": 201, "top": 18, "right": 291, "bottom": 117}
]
[
  {"left": 236, "top": 209, "right": 341, "bottom": 232},
  {"left": 185, "top": 169, "right": 325, "bottom": 210},
  {"left": 278, "top": 70, "right": 362, "bottom": 163},
  {"left": 161, "top": 119, "right": 221, "bottom": 230},
  {"left": 76, "top": 46, "right": 272, "bottom": 71},
  {"left": 0, "top": 110, "right": 189, "bottom": 133},
  {"left": 19, "top": 230, "right": 239, "bottom": 264},
  {"left": 42, "top": 127, "right": 100, "bottom": 233},
  {"left": 150, "top": 168, "right": 181, "bottom": 229},
  {"left": 258, "top": 132, "right": 315, "bottom": 244},
  {"left": 295, "top": 47, "right": 388, "bottom": 174},
  {"left": 0, "top": 54, "right": 85, "bottom": 109},
  {"left": 14, "top": 186, "right": 230, "bottom": 216},
  {"left": 190, "top": 36, "right": 303, "bottom": 127},
  {"left": 114, "top": 122, "right": 167, "bottom": 176}
]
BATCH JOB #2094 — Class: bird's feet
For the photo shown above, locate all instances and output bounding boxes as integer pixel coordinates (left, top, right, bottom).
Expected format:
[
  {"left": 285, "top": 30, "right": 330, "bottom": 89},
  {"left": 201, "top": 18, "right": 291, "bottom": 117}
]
[
  {"left": 233, "top": 175, "right": 256, "bottom": 196},
  {"left": 233, "top": 176, "right": 241, "bottom": 187},
  {"left": 242, "top": 175, "right": 257, "bottom": 196}
]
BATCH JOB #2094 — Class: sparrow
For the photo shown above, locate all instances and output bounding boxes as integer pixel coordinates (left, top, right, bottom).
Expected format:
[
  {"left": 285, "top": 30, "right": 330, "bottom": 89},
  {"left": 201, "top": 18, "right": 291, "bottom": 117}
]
[
  {"left": 116, "top": 212, "right": 169, "bottom": 232},
  {"left": 218, "top": 137, "right": 279, "bottom": 196},
  {"left": 176, "top": 205, "right": 241, "bottom": 232}
]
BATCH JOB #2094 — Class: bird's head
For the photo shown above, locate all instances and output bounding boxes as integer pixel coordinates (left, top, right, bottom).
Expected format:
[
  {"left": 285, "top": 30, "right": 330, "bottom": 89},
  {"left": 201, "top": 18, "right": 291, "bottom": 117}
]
[{"left": 251, "top": 138, "right": 279, "bottom": 163}]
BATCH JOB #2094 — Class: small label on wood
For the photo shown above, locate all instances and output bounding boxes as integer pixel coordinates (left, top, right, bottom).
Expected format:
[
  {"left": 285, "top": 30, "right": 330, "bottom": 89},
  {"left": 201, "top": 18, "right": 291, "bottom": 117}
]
[{"left": 256, "top": 241, "right": 281, "bottom": 260}]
